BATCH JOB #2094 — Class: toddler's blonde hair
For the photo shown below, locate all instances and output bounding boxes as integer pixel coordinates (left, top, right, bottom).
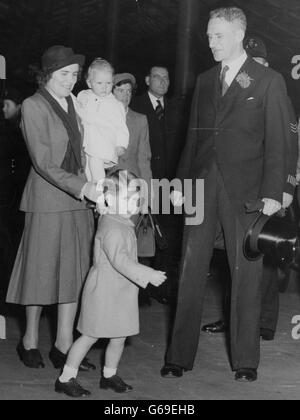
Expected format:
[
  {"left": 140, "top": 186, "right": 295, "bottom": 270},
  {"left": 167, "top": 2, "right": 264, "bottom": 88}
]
[{"left": 86, "top": 58, "right": 114, "bottom": 83}]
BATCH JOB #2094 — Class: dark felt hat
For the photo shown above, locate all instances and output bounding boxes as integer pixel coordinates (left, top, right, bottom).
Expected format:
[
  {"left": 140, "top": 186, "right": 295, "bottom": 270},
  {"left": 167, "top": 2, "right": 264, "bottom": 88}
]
[
  {"left": 243, "top": 211, "right": 298, "bottom": 266},
  {"left": 42, "top": 45, "right": 85, "bottom": 73},
  {"left": 244, "top": 36, "right": 267, "bottom": 60}
]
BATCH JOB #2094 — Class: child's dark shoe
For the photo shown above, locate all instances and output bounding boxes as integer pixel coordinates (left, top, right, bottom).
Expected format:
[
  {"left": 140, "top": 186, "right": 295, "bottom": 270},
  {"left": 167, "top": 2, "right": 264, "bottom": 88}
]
[
  {"left": 49, "top": 346, "right": 96, "bottom": 371},
  {"left": 55, "top": 378, "right": 91, "bottom": 398},
  {"left": 100, "top": 375, "right": 133, "bottom": 393}
]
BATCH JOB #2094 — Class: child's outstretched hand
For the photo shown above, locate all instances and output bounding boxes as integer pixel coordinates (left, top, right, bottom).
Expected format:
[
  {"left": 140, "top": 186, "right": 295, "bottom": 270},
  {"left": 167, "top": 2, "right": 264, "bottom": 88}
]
[{"left": 148, "top": 271, "right": 167, "bottom": 287}]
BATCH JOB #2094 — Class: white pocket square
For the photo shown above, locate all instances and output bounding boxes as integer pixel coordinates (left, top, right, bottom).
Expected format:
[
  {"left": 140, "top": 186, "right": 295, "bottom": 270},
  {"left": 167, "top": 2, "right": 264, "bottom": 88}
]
[{"left": 246, "top": 97, "right": 255, "bottom": 101}]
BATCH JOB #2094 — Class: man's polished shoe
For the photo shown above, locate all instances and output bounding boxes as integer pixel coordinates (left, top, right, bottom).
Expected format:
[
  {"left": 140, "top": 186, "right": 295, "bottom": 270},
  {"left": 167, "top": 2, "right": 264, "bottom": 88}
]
[
  {"left": 55, "top": 378, "right": 91, "bottom": 398},
  {"left": 17, "top": 342, "right": 45, "bottom": 369},
  {"left": 260, "top": 328, "right": 275, "bottom": 341},
  {"left": 235, "top": 368, "right": 257, "bottom": 382},
  {"left": 202, "top": 320, "right": 227, "bottom": 334},
  {"left": 100, "top": 375, "right": 133, "bottom": 393},
  {"left": 161, "top": 364, "right": 184, "bottom": 378},
  {"left": 49, "top": 346, "right": 96, "bottom": 371}
]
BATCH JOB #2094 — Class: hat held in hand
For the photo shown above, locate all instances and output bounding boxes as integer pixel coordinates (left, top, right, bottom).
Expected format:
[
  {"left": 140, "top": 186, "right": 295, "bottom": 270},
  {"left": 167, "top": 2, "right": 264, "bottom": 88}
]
[{"left": 243, "top": 200, "right": 298, "bottom": 266}]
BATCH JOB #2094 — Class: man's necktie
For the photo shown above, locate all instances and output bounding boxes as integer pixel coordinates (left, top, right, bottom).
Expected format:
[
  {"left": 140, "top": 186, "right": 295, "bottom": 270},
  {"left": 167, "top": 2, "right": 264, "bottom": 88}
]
[
  {"left": 155, "top": 99, "right": 164, "bottom": 120},
  {"left": 220, "top": 65, "right": 229, "bottom": 96}
]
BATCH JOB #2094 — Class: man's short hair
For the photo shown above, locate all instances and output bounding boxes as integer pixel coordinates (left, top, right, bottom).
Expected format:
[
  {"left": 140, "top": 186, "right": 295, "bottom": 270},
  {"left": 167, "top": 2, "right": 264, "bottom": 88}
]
[
  {"left": 147, "top": 65, "right": 169, "bottom": 77},
  {"left": 210, "top": 7, "right": 247, "bottom": 32}
]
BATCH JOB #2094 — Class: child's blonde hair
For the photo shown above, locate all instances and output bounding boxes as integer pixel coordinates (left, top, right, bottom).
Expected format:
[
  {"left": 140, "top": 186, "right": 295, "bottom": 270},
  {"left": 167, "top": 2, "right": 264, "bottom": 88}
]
[{"left": 86, "top": 58, "right": 114, "bottom": 84}]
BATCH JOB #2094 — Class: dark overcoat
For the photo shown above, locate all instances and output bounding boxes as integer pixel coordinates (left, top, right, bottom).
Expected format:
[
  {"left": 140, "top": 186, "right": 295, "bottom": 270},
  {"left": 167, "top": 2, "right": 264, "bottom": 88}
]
[{"left": 131, "top": 93, "right": 184, "bottom": 181}]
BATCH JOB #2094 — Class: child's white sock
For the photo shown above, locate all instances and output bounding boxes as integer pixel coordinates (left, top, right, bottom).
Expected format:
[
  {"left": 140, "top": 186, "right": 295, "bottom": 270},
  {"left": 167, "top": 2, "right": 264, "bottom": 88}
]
[
  {"left": 59, "top": 365, "right": 78, "bottom": 383},
  {"left": 103, "top": 366, "right": 117, "bottom": 378}
]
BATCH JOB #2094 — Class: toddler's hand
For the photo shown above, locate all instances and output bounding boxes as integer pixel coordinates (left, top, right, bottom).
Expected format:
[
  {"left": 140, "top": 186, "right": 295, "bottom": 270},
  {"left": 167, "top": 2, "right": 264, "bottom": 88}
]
[
  {"left": 148, "top": 271, "right": 167, "bottom": 287},
  {"left": 83, "top": 182, "right": 100, "bottom": 203},
  {"left": 116, "top": 146, "right": 126, "bottom": 157}
]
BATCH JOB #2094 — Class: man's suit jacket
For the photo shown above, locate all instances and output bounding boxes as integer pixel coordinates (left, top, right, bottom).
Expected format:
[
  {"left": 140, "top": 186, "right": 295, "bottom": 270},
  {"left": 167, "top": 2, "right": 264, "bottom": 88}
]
[
  {"left": 20, "top": 92, "right": 88, "bottom": 213},
  {"left": 131, "top": 93, "right": 183, "bottom": 181},
  {"left": 113, "top": 108, "right": 152, "bottom": 191},
  {"left": 177, "top": 56, "right": 292, "bottom": 227}
]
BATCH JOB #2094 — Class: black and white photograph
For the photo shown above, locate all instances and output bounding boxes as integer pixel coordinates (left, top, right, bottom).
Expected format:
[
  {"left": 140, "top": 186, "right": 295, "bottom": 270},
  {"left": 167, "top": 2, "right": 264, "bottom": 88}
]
[{"left": 1, "top": 0, "right": 300, "bottom": 402}]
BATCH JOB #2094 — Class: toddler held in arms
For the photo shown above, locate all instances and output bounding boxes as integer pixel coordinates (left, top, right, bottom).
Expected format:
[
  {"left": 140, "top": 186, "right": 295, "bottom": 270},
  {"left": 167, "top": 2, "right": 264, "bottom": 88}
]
[
  {"left": 55, "top": 170, "right": 166, "bottom": 398},
  {"left": 77, "top": 58, "right": 129, "bottom": 182}
]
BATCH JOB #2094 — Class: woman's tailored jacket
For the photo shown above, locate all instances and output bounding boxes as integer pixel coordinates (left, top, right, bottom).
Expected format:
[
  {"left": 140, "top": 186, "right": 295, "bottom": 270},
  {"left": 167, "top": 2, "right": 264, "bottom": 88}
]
[
  {"left": 20, "top": 92, "right": 88, "bottom": 213},
  {"left": 114, "top": 108, "right": 152, "bottom": 191}
]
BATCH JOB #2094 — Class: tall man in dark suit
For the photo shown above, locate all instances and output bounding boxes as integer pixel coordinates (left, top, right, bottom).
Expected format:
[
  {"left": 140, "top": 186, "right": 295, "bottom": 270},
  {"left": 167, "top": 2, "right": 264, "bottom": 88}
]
[
  {"left": 202, "top": 36, "right": 299, "bottom": 341},
  {"left": 131, "top": 66, "right": 184, "bottom": 304},
  {"left": 161, "top": 7, "right": 292, "bottom": 382}
]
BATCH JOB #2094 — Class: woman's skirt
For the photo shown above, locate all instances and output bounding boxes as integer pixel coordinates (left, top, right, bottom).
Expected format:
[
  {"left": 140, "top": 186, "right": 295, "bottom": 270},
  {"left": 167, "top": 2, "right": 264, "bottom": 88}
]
[{"left": 6, "top": 210, "right": 95, "bottom": 305}]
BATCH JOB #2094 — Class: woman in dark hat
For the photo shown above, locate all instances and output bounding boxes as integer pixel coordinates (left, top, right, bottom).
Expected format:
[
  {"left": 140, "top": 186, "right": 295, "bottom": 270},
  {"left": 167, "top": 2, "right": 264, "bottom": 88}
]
[{"left": 6, "top": 45, "right": 101, "bottom": 370}]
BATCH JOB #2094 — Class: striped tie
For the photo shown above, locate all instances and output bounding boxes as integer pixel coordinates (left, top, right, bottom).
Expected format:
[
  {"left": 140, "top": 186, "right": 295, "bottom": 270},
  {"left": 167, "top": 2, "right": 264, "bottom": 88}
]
[
  {"left": 220, "top": 65, "right": 229, "bottom": 96},
  {"left": 155, "top": 99, "right": 164, "bottom": 120}
]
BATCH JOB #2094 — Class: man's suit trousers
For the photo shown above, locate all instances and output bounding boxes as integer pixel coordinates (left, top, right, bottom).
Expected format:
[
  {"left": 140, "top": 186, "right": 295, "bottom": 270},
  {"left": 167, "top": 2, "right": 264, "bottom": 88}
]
[{"left": 166, "top": 162, "right": 263, "bottom": 370}]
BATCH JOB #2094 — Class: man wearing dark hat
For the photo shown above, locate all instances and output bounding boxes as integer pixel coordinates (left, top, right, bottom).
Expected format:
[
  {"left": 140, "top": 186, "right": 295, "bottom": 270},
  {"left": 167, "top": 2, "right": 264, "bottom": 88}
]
[
  {"left": 202, "top": 35, "right": 299, "bottom": 341},
  {"left": 244, "top": 36, "right": 268, "bottom": 66},
  {"left": 161, "top": 7, "right": 293, "bottom": 383}
]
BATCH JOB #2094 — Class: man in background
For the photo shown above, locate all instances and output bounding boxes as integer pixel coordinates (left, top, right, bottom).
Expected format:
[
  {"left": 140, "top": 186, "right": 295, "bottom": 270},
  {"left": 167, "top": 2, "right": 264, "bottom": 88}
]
[{"left": 132, "top": 66, "right": 184, "bottom": 305}]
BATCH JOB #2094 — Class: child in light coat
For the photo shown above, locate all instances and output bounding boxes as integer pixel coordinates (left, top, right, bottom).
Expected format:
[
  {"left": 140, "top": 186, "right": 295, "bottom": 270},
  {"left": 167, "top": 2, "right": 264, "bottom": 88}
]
[
  {"left": 55, "top": 170, "right": 166, "bottom": 397},
  {"left": 77, "top": 59, "right": 129, "bottom": 182}
]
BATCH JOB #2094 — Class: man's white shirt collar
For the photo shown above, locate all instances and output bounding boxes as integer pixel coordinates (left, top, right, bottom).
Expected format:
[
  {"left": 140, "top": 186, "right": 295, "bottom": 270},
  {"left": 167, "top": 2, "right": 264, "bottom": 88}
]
[
  {"left": 222, "top": 50, "right": 248, "bottom": 87},
  {"left": 148, "top": 91, "right": 164, "bottom": 110}
]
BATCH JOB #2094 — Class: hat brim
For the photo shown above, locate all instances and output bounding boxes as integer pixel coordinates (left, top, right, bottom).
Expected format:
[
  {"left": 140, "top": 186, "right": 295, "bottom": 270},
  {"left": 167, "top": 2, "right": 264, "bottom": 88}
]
[
  {"left": 113, "top": 73, "right": 136, "bottom": 87},
  {"left": 44, "top": 54, "right": 85, "bottom": 72},
  {"left": 243, "top": 213, "right": 269, "bottom": 261}
]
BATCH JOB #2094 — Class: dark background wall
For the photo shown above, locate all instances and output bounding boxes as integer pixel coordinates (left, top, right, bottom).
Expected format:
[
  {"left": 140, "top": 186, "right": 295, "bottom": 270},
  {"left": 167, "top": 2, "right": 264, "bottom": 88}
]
[{"left": 0, "top": 0, "right": 300, "bottom": 110}]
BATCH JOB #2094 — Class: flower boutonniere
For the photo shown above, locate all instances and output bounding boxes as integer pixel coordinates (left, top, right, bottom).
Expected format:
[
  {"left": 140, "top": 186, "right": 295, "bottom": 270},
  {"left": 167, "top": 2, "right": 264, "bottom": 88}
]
[{"left": 236, "top": 71, "right": 253, "bottom": 89}]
